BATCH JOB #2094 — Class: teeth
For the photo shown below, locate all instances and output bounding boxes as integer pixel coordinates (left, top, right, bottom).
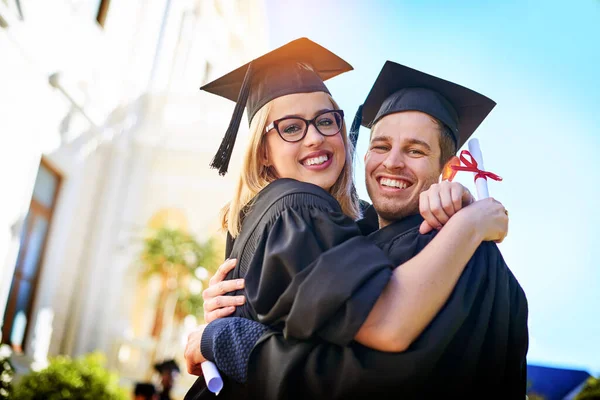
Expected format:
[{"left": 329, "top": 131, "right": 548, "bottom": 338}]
[
  {"left": 380, "top": 178, "right": 408, "bottom": 189},
  {"left": 304, "top": 155, "right": 329, "bottom": 166}
]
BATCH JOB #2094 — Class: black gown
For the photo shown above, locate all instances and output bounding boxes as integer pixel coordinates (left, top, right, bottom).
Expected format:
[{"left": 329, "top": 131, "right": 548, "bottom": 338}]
[
  {"left": 242, "top": 214, "right": 529, "bottom": 399},
  {"left": 184, "top": 179, "right": 394, "bottom": 400}
]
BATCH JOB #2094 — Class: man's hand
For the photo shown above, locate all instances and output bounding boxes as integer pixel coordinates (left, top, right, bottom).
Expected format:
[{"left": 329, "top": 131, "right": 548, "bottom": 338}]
[
  {"left": 203, "top": 259, "right": 245, "bottom": 323},
  {"left": 185, "top": 324, "right": 208, "bottom": 376},
  {"left": 461, "top": 197, "right": 509, "bottom": 243},
  {"left": 419, "top": 181, "right": 475, "bottom": 234}
]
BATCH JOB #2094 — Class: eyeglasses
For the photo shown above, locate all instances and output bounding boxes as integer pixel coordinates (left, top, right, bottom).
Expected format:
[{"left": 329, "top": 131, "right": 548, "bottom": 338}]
[{"left": 265, "top": 110, "right": 345, "bottom": 143}]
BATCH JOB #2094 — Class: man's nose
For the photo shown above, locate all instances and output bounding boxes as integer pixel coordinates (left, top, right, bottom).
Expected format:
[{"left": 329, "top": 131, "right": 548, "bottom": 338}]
[{"left": 382, "top": 150, "right": 405, "bottom": 170}]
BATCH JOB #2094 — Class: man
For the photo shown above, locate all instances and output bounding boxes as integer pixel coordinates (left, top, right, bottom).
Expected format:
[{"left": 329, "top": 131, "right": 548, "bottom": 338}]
[
  {"left": 185, "top": 61, "right": 528, "bottom": 399},
  {"left": 153, "top": 359, "right": 180, "bottom": 400}
]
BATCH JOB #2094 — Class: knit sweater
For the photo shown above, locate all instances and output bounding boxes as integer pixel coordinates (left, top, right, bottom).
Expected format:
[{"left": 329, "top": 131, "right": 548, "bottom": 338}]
[{"left": 200, "top": 317, "right": 268, "bottom": 383}]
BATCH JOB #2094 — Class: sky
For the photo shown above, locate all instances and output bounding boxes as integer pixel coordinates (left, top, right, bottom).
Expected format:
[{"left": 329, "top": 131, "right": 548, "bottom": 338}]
[{"left": 266, "top": 0, "right": 600, "bottom": 374}]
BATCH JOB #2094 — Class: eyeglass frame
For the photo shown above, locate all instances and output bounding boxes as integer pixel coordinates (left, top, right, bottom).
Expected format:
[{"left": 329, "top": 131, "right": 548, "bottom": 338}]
[{"left": 264, "top": 109, "right": 345, "bottom": 143}]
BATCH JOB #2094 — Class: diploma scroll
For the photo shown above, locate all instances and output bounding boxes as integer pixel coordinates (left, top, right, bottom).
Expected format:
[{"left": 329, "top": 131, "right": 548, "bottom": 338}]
[
  {"left": 467, "top": 139, "right": 489, "bottom": 200},
  {"left": 201, "top": 361, "right": 223, "bottom": 395}
]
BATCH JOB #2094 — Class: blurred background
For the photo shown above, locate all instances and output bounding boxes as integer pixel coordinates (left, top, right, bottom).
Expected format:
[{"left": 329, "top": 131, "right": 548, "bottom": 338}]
[{"left": 0, "top": 0, "right": 598, "bottom": 399}]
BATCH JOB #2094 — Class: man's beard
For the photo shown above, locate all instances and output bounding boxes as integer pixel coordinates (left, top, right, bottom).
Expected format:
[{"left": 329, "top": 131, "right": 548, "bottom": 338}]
[{"left": 374, "top": 196, "right": 420, "bottom": 224}]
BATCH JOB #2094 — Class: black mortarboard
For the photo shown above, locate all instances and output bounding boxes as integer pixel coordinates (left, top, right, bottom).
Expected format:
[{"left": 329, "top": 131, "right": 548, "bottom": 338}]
[
  {"left": 153, "top": 359, "right": 180, "bottom": 374},
  {"left": 201, "top": 37, "right": 353, "bottom": 175},
  {"left": 134, "top": 382, "right": 156, "bottom": 396},
  {"left": 349, "top": 61, "right": 496, "bottom": 149}
]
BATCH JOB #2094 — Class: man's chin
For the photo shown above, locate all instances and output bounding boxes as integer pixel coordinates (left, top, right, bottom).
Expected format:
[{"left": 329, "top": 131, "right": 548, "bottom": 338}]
[
  {"left": 373, "top": 200, "right": 419, "bottom": 222},
  {"left": 377, "top": 210, "right": 408, "bottom": 224}
]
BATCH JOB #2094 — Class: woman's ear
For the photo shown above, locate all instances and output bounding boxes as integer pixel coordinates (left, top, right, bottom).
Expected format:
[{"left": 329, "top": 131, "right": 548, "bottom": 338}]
[
  {"left": 262, "top": 140, "right": 272, "bottom": 167},
  {"left": 263, "top": 147, "right": 270, "bottom": 167},
  {"left": 441, "top": 156, "right": 460, "bottom": 181}
]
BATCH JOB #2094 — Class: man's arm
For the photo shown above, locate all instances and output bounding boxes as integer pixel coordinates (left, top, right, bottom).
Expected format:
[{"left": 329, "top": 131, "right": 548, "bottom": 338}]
[
  {"left": 195, "top": 198, "right": 506, "bottom": 380},
  {"left": 197, "top": 243, "right": 526, "bottom": 400},
  {"left": 284, "top": 198, "right": 506, "bottom": 351},
  {"left": 200, "top": 183, "right": 493, "bottom": 353}
]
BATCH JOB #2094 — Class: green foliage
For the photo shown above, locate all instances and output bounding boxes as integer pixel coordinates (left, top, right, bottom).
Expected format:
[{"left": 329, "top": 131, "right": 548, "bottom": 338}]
[
  {"left": 576, "top": 376, "right": 600, "bottom": 400},
  {"left": 140, "top": 227, "right": 218, "bottom": 280},
  {"left": 139, "top": 227, "right": 224, "bottom": 322},
  {"left": 175, "top": 285, "right": 205, "bottom": 319},
  {"left": 12, "top": 353, "right": 128, "bottom": 400},
  {"left": 0, "top": 346, "right": 14, "bottom": 400},
  {"left": 527, "top": 394, "right": 545, "bottom": 400}
]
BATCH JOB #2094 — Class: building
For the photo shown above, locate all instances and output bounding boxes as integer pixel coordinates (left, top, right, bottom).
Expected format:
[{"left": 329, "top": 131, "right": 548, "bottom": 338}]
[{"left": 0, "top": 0, "right": 266, "bottom": 393}]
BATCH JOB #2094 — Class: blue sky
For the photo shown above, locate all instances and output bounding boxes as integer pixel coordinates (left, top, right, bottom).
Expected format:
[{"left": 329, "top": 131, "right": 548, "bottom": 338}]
[{"left": 267, "top": 0, "right": 600, "bottom": 374}]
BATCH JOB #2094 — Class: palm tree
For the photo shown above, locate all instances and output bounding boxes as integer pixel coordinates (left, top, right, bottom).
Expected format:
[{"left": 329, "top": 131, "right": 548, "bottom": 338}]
[{"left": 139, "top": 227, "right": 221, "bottom": 337}]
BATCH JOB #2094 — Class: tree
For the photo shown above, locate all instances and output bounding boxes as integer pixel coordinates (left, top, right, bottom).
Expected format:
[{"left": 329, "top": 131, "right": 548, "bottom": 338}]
[
  {"left": 576, "top": 376, "right": 600, "bottom": 400},
  {"left": 139, "top": 227, "right": 221, "bottom": 337}
]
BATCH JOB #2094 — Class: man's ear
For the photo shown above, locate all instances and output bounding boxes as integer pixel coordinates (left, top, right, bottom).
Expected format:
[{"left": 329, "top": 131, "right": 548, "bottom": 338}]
[{"left": 441, "top": 156, "right": 460, "bottom": 181}]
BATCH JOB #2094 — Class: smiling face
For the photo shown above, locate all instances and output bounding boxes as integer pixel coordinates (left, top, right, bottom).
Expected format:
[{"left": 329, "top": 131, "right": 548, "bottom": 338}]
[
  {"left": 264, "top": 91, "right": 346, "bottom": 191},
  {"left": 365, "top": 111, "right": 445, "bottom": 227}
]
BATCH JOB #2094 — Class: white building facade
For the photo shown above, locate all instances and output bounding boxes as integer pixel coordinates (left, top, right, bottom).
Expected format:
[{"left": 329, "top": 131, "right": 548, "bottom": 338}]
[{"left": 0, "top": 0, "right": 267, "bottom": 390}]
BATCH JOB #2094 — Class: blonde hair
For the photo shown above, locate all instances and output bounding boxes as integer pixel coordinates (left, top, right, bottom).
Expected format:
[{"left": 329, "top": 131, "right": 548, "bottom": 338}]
[{"left": 221, "top": 95, "right": 361, "bottom": 237}]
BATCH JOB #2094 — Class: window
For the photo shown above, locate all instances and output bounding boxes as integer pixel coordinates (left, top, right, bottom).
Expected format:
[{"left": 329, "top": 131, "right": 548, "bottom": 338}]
[{"left": 2, "top": 158, "right": 62, "bottom": 353}]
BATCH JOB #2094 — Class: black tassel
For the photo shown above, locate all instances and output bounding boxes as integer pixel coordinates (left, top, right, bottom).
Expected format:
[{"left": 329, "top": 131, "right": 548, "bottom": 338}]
[
  {"left": 210, "top": 62, "right": 255, "bottom": 175},
  {"left": 349, "top": 104, "right": 363, "bottom": 151}
]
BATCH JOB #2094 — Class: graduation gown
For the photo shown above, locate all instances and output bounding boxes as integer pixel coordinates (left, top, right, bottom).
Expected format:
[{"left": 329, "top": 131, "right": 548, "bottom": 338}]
[
  {"left": 185, "top": 179, "right": 394, "bottom": 400},
  {"left": 241, "top": 214, "right": 529, "bottom": 399}
]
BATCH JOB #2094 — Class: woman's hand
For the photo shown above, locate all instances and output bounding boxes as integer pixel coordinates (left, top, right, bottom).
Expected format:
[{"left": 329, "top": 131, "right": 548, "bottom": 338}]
[
  {"left": 202, "top": 259, "right": 245, "bottom": 323},
  {"left": 419, "top": 181, "right": 475, "bottom": 234}
]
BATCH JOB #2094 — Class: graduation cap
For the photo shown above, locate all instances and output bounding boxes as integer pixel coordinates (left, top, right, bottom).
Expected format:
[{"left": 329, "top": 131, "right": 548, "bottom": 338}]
[
  {"left": 201, "top": 37, "right": 353, "bottom": 175},
  {"left": 349, "top": 61, "right": 496, "bottom": 150},
  {"left": 153, "top": 359, "right": 180, "bottom": 374}
]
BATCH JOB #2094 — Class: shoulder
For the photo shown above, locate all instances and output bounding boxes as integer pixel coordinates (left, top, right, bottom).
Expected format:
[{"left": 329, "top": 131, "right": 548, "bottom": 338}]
[
  {"left": 470, "top": 243, "right": 525, "bottom": 292},
  {"left": 237, "top": 179, "right": 347, "bottom": 242},
  {"left": 254, "top": 178, "right": 342, "bottom": 214},
  {"left": 474, "top": 241, "right": 506, "bottom": 262},
  {"left": 472, "top": 242, "right": 529, "bottom": 312},
  {"left": 369, "top": 215, "right": 425, "bottom": 248},
  {"left": 357, "top": 200, "right": 378, "bottom": 235}
]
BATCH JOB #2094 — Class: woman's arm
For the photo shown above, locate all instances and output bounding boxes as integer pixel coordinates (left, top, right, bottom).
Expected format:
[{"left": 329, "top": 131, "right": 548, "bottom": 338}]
[{"left": 355, "top": 197, "right": 508, "bottom": 351}]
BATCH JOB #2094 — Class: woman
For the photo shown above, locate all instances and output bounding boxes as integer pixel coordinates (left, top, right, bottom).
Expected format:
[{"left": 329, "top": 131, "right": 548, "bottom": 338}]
[{"left": 185, "top": 39, "right": 508, "bottom": 398}]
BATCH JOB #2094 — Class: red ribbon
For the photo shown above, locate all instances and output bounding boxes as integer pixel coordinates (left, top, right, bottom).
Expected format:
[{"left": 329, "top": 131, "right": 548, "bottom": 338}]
[{"left": 450, "top": 150, "right": 503, "bottom": 182}]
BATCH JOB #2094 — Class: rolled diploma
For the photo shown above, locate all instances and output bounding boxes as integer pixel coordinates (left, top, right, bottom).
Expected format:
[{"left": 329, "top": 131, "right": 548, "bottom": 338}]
[
  {"left": 467, "top": 138, "right": 489, "bottom": 200},
  {"left": 201, "top": 361, "right": 223, "bottom": 395}
]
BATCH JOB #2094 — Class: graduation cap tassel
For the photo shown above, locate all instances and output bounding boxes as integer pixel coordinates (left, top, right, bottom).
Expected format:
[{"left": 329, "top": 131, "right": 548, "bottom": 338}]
[
  {"left": 349, "top": 104, "right": 363, "bottom": 151},
  {"left": 210, "top": 62, "right": 255, "bottom": 176}
]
